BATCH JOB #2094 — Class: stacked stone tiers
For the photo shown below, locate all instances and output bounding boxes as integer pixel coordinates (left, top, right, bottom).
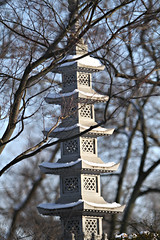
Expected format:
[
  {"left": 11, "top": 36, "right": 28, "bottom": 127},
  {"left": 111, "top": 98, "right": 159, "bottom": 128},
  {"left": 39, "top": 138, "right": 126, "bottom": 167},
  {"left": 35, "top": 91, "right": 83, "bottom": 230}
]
[{"left": 38, "top": 53, "right": 124, "bottom": 239}]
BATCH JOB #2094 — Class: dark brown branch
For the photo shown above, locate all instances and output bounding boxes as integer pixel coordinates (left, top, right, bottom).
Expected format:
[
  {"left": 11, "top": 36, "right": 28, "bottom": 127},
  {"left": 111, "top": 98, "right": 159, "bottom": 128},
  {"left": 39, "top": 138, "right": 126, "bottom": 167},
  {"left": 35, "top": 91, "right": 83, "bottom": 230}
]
[
  {"left": 0, "top": 100, "right": 123, "bottom": 176},
  {"left": 139, "top": 188, "right": 160, "bottom": 196}
]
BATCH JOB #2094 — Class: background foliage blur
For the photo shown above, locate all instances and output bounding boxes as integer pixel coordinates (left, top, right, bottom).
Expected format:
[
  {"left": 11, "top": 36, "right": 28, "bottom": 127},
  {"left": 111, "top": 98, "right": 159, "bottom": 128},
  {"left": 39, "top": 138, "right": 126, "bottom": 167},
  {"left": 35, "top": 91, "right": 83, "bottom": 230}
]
[{"left": 0, "top": 0, "right": 160, "bottom": 239}]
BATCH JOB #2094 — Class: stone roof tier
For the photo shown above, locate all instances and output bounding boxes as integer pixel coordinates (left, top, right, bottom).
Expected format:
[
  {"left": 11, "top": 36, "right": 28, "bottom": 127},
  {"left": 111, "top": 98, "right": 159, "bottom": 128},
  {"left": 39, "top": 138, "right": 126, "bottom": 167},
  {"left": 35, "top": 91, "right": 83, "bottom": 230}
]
[
  {"left": 43, "top": 123, "right": 114, "bottom": 138},
  {"left": 52, "top": 55, "right": 105, "bottom": 73},
  {"left": 39, "top": 159, "right": 120, "bottom": 175},
  {"left": 37, "top": 199, "right": 125, "bottom": 216},
  {"left": 45, "top": 89, "right": 109, "bottom": 105}
]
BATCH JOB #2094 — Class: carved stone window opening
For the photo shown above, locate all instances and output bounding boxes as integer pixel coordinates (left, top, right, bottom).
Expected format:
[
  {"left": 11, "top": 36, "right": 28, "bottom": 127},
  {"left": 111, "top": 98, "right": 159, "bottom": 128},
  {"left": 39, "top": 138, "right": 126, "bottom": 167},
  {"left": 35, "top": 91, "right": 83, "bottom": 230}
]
[
  {"left": 78, "top": 72, "right": 90, "bottom": 86},
  {"left": 63, "top": 139, "right": 78, "bottom": 155},
  {"left": 85, "top": 218, "right": 99, "bottom": 236},
  {"left": 65, "top": 219, "right": 80, "bottom": 235},
  {"left": 63, "top": 176, "right": 79, "bottom": 193},
  {"left": 62, "top": 98, "right": 78, "bottom": 119},
  {"left": 80, "top": 104, "right": 93, "bottom": 119},
  {"left": 83, "top": 176, "right": 98, "bottom": 192},
  {"left": 63, "top": 73, "right": 76, "bottom": 87},
  {"left": 81, "top": 138, "right": 96, "bottom": 154}
]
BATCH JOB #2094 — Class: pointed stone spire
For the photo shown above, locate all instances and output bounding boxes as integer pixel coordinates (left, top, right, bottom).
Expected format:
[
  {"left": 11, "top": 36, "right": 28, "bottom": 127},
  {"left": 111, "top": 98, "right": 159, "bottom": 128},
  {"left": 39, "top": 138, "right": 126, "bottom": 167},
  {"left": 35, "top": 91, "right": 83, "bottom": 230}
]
[
  {"left": 68, "top": 0, "right": 88, "bottom": 55},
  {"left": 68, "top": 0, "right": 79, "bottom": 14}
]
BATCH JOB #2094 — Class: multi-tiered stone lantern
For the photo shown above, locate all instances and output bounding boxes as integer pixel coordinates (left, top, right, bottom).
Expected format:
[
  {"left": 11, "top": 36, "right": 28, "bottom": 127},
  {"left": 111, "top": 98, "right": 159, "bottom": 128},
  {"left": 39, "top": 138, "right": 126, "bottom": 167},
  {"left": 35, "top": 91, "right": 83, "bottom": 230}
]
[{"left": 37, "top": 1, "right": 125, "bottom": 239}]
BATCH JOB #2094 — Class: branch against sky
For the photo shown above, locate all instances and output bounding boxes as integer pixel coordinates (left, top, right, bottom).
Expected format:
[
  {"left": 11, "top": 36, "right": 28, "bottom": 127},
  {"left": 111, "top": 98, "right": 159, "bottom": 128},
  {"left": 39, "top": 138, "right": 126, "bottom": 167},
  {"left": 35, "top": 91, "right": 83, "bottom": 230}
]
[
  {"left": 1, "top": 0, "right": 159, "bottom": 156},
  {"left": 5, "top": 143, "right": 60, "bottom": 240},
  {"left": 0, "top": 0, "right": 8, "bottom": 6},
  {"left": 0, "top": 0, "right": 141, "bottom": 155}
]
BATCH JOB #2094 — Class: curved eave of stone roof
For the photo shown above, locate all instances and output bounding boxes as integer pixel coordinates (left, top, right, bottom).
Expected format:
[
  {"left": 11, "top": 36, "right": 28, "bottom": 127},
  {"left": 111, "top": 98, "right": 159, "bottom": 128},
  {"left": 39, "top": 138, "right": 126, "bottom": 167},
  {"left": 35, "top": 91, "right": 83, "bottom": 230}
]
[
  {"left": 84, "top": 201, "right": 125, "bottom": 214},
  {"left": 82, "top": 161, "right": 120, "bottom": 172},
  {"left": 45, "top": 90, "right": 109, "bottom": 105},
  {"left": 37, "top": 201, "right": 83, "bottom": 216},
  {"left": 39, "top": 160, "right": 120, "bottom": 175},
  {"left": 83, "top": 127, "right": 114, "bottom": 136},
  {"left": 43, "top": 125, "right": 114, "bottom": 138},
  {"left": 37, "top": 200, "right": 125, "bottom": 216},
  {"left": 52, "top": 55, "right": 105, "bottom": 73},
  {"left": 53, "top": 65, "right": 104, "bottom": 73}
]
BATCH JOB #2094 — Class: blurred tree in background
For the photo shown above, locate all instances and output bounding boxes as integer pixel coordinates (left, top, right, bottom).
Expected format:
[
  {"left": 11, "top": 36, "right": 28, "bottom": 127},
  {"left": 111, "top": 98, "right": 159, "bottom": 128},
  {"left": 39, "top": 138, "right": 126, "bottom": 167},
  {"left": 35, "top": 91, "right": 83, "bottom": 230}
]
[{"left": 0, "top": 0, "right": 160, "bottom": 239}]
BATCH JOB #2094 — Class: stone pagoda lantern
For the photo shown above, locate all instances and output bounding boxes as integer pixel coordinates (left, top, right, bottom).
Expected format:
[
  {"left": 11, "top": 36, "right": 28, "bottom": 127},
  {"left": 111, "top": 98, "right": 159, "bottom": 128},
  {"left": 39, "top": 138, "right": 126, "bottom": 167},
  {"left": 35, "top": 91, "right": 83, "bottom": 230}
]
[{"left": 37, "top": 1, "right": 125, "bottom": 239}]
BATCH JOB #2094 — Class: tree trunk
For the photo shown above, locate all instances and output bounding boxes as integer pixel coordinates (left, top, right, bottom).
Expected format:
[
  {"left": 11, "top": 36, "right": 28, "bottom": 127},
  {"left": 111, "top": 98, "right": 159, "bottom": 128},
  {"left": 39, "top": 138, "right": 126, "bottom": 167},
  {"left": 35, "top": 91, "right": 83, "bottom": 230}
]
[{"left": 120, "top": 173, "right": 145, "bottom": 233}]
